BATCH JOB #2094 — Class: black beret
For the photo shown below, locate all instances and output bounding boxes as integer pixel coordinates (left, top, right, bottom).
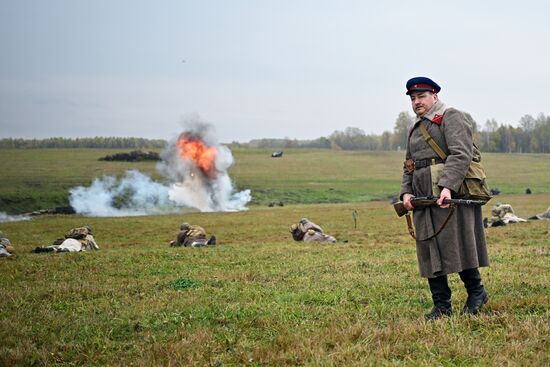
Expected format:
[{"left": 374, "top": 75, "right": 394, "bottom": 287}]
[{"left": 406, "top": 77, "right": 441, "bottom": 95}]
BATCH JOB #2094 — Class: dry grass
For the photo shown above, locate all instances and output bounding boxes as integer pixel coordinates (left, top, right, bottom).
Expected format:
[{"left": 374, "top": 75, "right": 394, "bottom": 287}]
[{"left": 1, "top": 193, "right": 549, "bottom": 366}]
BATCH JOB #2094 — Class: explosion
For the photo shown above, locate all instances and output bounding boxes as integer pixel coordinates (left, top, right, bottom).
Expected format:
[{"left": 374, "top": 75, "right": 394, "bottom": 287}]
[
  {"left": 69, "top": 120, "right": 251, "bottom": 216},
  {"left": 176, "top": 134, "right": 217, "bottom": 178}
]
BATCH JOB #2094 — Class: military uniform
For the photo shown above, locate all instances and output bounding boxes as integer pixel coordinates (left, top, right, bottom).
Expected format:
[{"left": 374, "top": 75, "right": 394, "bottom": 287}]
[
  {"left": 171, "top": 223, "right": 215, "bottom": 247},
  {"left": 64, "top": 226, "right": 99, "bottom": 251},
  {"left": 290, "top": 218, "right": 337, "bottom": 243},
  {"left": 400, "top": 77, "right": 489, "bottom": 319},
  {"left": 0, "top": 232, "right": 14, "bottom": 257},
  {"left": 529, "top": 206, "right": 550, "bottom": 220},
  {"left": 489, "top": 203, "right": 527, "bottom": 225},
  {"left": 303, "top": 229, "right": 337, "bottom": 243},
  {"left": 32, "top": 226, "right": 99, "bottom": 253}
]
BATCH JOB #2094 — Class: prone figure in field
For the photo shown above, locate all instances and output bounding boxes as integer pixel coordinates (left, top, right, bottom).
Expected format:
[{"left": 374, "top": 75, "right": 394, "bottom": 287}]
[
  {"left": 486, "top": 203, "right": 527, "bottom": 227},
  {"left": 32, "top": 226, "right": 100, "bottom": 253},
  {"left": 528, "top": 206, "right": 550, "bottom": 220},
  {"left": 170, "top": 223, "right": 216, "bottom": 247},
  {"left": 0, "top": 231, "right": 15, "bottom": 257},
  {"left": 289, "top": 218, "right": 337, "bottom": 244}
]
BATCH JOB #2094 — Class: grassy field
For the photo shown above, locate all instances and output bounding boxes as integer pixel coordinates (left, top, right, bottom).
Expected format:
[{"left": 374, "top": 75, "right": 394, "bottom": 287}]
[
  {"left": 0, "top": 149, "right": 549, "bottom": 366},
  {"left": 1, "top": 148, "right": 550, "bottom": 213}
]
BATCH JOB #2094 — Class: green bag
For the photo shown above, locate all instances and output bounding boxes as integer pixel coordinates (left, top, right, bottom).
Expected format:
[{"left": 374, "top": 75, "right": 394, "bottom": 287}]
[
  {"left": 419, "top": 123, "right": 492, "bottom": 203},
  {"left": 456, "top": 144, "right": 492, "bottom": 202}
]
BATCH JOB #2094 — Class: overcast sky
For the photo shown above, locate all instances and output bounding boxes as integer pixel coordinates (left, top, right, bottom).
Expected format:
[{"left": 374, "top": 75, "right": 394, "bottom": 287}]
[{"left": 1, "top": 0, "right": 549, "bottom": 143}]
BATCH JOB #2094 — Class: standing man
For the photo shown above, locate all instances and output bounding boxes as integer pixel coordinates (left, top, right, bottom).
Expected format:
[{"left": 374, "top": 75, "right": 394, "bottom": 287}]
[{"left": 399, "top": 77, "right": 490, "bottom": 320}]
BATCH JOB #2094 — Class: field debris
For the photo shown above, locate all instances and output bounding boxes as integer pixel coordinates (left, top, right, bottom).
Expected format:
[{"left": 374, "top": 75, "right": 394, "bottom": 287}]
[{"left": 99, "top": 150, "right": 160, "bottom": 162}]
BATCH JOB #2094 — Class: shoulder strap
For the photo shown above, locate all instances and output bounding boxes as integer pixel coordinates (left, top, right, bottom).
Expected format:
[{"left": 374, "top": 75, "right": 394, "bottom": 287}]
[{"left": 418, "top": 122, "right": 448, "bottom": 160}]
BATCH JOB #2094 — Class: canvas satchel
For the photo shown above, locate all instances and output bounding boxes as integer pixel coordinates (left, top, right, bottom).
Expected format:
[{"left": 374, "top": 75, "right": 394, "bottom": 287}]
[{"left": 418, "top": 122, "right": 492, "bottom": 203}]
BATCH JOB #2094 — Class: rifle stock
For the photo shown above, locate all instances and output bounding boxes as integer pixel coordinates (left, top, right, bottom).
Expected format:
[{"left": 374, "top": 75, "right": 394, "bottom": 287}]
[
  {"left": 393, "top": 201, "right": 410, "bottom": 217},
  {"left": 393, "top": 196, "right": 485, "bottom": 217}
]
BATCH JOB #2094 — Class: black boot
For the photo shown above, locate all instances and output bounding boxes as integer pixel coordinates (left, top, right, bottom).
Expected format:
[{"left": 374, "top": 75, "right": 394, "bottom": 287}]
[
  {"left": 425, "top": 275, "right": 453, "bottom": 320},
  {"left": 32, "top": 246, "right": 55, "bottom": 253},
  {"left": 459, "top": 268, "right": 488, "bottom": 315},
  {"left": 425, "top": 306, "right": 453, "bottom": 320}
]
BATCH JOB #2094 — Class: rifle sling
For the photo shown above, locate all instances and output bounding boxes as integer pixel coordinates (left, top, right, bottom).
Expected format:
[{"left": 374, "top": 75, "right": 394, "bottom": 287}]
[
  {"left": 418, "top": 122, "right": 447, "bottom": 160},
  {"left": 404, "top": 204, "right": 456, "bottom": 241},
  {"left": 405, "top": 213, "right": 416, "bottom": 239}
]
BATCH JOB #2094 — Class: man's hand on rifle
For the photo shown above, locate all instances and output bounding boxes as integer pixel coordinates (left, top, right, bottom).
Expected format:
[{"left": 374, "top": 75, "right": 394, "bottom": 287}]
[
  {"left": 403, "top": 193, "right": 415, "bottom": 211},
  {"left": 437, "top": 187, "right": 452, "bottom": 209}
]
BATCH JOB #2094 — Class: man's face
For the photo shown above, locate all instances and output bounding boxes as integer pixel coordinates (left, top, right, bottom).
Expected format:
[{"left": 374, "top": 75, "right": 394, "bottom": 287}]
[{"left": 410, "top": 91, "right": 438, "bottom": 117}]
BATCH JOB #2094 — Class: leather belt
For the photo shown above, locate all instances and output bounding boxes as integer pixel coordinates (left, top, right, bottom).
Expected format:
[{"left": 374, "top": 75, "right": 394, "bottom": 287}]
[{"left": 414, "top": 158, "right": 444, "bottom": 169}]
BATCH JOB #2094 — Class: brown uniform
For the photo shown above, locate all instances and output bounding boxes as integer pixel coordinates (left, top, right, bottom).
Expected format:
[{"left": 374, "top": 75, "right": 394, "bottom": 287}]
[
  {"left": 290, "top": 218, "right": 337, "bottom": 243},
  {"left": 174, "top": 225, "right": 207, "bottom": 247}
]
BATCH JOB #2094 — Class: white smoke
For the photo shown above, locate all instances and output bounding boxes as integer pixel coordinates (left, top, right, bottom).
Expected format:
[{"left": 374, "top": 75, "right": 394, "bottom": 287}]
[
  {"left": 0, "top": 212, "right": 31, "bottom": 223},
  {"left": 69, "top": 119, "right": 251, "bottom": 216},
  {"left": 69, "top": 170, "right": 178, "bottom": 216}
]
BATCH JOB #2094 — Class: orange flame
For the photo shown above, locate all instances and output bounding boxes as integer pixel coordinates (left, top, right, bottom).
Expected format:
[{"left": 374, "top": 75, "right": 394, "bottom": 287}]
[{"left": 176, "top": 135, "right": 217, "bottom": 177}]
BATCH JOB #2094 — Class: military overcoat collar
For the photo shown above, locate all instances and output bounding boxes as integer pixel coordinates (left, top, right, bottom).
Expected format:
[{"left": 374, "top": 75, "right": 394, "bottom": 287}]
[{"left": 413, "top": 100, "right": 447, "bottom": 125}]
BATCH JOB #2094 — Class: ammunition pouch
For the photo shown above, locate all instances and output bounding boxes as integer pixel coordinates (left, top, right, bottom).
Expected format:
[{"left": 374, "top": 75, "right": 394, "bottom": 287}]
[{"left": 404, "top": 159, "right": 414, "bottom": 174}]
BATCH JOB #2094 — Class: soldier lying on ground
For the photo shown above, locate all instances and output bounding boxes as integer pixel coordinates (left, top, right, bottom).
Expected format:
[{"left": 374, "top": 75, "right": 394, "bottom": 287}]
[
  {"left": 485, "top": 203, "right": 527, "bottom": 227},
  {"left": 528, "top": 206, "right": 550, "bottom": 220},
  {"left": 170, "top": 223, "right": 216, "bottom": 247},
  {"left": 0, "top": 231, "right": 15, "bottom": 257},
  {"left": 289, "top": 218, "right": 337, "bottom": 243},
  {"left": 32, "top": 226, "right": 100, "bottom": 253}
]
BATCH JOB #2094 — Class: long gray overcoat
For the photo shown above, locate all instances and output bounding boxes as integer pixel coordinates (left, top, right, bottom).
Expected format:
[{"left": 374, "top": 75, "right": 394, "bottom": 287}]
[{"left": 400, "top": 101, "right": 489, "bottom": 278}]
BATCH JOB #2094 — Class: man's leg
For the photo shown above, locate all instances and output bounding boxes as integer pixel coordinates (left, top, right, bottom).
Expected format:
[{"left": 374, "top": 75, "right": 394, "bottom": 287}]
[
  {"left": 425, "top": 275, "right": 453, "bottom": 320},
  {"left": 459, "top": 268, "right": 488, "bottom": 315}
]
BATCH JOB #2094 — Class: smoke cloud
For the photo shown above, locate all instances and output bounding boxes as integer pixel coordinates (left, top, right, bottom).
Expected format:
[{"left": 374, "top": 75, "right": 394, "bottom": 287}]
[
  {"left": 0, "top": 212, "right": 31, "bottom": 223},
  {"left": 69, "top": 170, "right": 178, "bottom": 216},
  {"left": 69, "top": 119, "right": 251, "bottom": 216}
]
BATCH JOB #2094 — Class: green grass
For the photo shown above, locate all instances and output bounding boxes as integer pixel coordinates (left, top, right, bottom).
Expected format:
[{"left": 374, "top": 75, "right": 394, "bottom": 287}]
[
  {"left": 0, "top": 149, "right": 162, "bottom": 213},
  {"left": 0, "top": 149, "right": 549, "bottom": 366},
  {"left": 2, "top": 148, "right": 550, "bottom": 213}
]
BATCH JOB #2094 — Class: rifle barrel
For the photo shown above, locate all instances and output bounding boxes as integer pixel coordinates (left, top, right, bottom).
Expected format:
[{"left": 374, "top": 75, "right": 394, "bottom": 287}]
[
  {"left": 446, "top": 198, "right": 485, "bottom": 206},
  {"left": 409, "top": 197, "right": 485, "bottom": 207}
]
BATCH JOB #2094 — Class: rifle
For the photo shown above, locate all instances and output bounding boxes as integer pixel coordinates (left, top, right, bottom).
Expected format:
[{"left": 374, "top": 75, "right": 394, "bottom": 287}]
[
  {"left": 393, "top": 196, "right": 485, "bottom": 240},
  {"left": 393, "top": 196, "right": 486, "bottom": 217}
]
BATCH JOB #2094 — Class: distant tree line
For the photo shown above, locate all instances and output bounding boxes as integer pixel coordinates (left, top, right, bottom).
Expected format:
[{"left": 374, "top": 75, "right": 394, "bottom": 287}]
[
  {"left": 0, "top": 137, "right": 167, "bottom": 149},
  {"left": 3, "top": 112, "right": 549, "bottom": 153},
  {"left": 478, "top": 114, "right": 550, "bottom": 153},
  {"left": 232, "top": 112, "right": 550, "bottom": 153}
]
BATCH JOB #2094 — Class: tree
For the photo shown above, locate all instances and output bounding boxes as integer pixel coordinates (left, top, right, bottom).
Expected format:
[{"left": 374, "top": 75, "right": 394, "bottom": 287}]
[
  {"left": 534, "top": 113, "right": 550, "bottom": 153},
  {"left": 381, "top": 131, "right": 391, "bottom": 151},
  {"left": 391, "top": 112, "right": 412, "bottom": 151},
  {"left": 463, "top": 112, "right": 481, "bottom": 145},
  {"left": 480, "top": 118, "right": 499, "bottom": 152},
  {"left": 517, "top": 114, "right": 536, "bottom": 152}
]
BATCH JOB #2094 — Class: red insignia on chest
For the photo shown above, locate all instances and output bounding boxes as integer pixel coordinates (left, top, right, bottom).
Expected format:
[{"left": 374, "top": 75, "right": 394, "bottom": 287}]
[{"left": 432, "top": 114, "right": 443, "bottom": 125}]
